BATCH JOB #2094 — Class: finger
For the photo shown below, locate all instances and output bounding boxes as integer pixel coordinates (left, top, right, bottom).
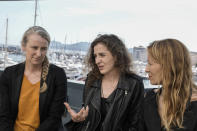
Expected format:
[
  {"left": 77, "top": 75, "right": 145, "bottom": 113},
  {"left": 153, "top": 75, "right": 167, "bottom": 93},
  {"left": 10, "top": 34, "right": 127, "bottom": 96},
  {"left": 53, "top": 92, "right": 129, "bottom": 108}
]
[
  {"left": 72, "top": 107, "right": 86, "bottom": 122},
  {"left": 64, "top": 102, "right": 71, "bottom": 112},
  {"left": 83, "top": 106, "right": 89, "bottom": 118},
  {"left": 79, "top": 107, "right": 88, "bottom": 121},
  {"left": 77, "top": 107, "right": 85, "bottom": 117},
  {"left": 64, "top": 102, "right": 77, "bottom": 117}
]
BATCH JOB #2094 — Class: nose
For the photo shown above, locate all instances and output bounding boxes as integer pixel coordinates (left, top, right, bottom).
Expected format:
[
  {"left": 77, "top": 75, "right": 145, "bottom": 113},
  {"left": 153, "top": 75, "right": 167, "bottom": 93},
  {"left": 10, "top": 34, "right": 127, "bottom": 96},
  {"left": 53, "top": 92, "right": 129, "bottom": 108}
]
[
  {"left": 36, "top": 49, "right": 42, "bottom": 57},
  {"left": 95, "top": 57, "right": 101, "bottom": 65},
  {"left": 145, "top": 65, "right": 149, "bottom": 73}
]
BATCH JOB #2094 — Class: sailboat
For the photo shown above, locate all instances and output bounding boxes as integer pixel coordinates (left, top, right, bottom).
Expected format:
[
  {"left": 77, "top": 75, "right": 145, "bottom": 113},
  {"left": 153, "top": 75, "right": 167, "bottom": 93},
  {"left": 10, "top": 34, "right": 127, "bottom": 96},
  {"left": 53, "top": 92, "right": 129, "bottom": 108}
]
[{"left": 0, "top": 18, "right": 18, "bottom": 70}]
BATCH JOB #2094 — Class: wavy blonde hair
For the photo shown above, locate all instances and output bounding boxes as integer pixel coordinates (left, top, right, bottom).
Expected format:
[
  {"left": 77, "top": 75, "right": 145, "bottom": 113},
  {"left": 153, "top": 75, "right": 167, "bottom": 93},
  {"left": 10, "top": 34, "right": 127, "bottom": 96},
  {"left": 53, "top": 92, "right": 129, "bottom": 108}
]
[
  {"left": 21, "top": 26, "right": 50, "bottom": 93},
  {"left": 147, "top": 39, "right": 194, "bottom": 130}
]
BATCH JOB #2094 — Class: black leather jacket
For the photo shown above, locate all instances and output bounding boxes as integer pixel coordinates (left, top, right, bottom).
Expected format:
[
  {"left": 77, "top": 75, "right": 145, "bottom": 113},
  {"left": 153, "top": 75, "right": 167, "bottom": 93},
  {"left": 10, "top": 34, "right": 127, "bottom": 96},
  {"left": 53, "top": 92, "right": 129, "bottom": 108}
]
[{"left": 66, "top": 73, "right": 144, "bottom": 131}]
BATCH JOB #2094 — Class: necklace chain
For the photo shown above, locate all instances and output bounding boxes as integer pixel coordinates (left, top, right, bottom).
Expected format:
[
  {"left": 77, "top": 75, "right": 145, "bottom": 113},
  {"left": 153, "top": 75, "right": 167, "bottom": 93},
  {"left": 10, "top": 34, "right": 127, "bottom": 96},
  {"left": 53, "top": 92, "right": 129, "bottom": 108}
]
[{"left": 101, "top": 79, "right": 118, "bottom": 98}]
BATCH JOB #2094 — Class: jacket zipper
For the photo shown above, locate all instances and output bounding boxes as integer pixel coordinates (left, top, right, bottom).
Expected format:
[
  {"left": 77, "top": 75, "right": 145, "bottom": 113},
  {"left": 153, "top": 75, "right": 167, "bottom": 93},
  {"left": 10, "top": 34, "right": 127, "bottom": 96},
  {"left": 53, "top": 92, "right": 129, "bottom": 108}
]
[
  {"left": 92, "top": 102, "right": 101, "bottom": 130},
  {"left": 84, "top": 121, "right": 90, "bottom": 131},
  {"left": 113, "top": 90, "right": 127, "bottom": 130}
]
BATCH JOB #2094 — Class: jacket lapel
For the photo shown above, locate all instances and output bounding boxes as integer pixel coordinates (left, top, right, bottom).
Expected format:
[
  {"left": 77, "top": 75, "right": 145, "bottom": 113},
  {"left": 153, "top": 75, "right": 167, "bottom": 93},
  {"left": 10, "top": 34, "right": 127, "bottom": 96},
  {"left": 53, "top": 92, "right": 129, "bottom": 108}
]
[
  {"left": 12, "top": 63, "right": 25, "bottom": 116},
  {"left": 90, "top": 79, "right": 101, "bottom": 113},
  {"left": 39, "top": 65, "right": 50, "bottom": 117},
  {"left": 102, "top": 74, "right": 136, "bottom": 130}
]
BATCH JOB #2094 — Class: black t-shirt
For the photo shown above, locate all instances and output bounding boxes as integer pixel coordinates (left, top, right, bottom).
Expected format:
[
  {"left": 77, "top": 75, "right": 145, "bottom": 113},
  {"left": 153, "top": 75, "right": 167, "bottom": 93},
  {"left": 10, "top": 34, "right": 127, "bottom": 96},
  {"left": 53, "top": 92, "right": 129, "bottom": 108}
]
[{"left": 96, "top": 89, "right": 117, "bottom": 131}]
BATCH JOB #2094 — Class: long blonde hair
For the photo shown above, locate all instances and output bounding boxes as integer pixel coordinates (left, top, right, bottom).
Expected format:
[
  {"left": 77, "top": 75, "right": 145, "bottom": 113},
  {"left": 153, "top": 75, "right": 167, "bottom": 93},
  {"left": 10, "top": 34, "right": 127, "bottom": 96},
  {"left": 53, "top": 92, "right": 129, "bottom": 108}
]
[
  {"left": 21, "top": 26, "right": 50, "bottom": 93},
  {"left": 147, "top": 39, "right": 193, "bottom": 130}
]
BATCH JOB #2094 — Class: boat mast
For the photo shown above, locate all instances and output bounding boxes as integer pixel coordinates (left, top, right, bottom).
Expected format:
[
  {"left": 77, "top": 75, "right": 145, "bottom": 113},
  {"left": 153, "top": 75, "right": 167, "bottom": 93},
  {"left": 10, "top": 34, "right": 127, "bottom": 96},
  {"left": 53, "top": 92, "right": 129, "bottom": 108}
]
[
  {"left": 34, "top": 0, "right": 38, "bottom": 26},
  {"left": 4, "top": 18, "right": 8, "bottom": 69},
  {"left": 64, "top": 35, "right": 67, "bottom": 54}
]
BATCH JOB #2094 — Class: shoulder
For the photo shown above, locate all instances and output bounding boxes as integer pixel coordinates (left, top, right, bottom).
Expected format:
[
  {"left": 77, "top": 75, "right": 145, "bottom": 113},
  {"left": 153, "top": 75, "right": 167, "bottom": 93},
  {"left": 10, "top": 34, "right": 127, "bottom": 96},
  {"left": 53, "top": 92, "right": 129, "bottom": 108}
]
[
  {"left": 3, "top": 63, "right": 24, "bottom": 75},
  {"left": 124, "top": 73, "right": 144, "bottom": 88},
  {"left": 124, "top": 73, "right": 143, "bottom": 83},
  {"left": 121, "top": 73, "right": 145, "bottom": 94},
  {"left": 144, "top": 88, "right": 158, "bottom": 102},
  {"left": 191, "top": 92, "right": 197, "bottom": 102},
  {"left": 49, "top": 64, "right": 66, "bottom": 75},
  {"left": 190, "top": 100, "right": 197, "bottom": 116}
]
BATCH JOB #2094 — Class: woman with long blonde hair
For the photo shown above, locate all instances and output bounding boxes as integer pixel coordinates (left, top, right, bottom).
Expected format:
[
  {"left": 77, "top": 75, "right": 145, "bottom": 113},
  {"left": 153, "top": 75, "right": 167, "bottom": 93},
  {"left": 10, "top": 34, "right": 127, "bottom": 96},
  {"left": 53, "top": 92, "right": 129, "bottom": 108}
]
[{"left": 144, "top": 39, "right": 197, "bottom": 131}]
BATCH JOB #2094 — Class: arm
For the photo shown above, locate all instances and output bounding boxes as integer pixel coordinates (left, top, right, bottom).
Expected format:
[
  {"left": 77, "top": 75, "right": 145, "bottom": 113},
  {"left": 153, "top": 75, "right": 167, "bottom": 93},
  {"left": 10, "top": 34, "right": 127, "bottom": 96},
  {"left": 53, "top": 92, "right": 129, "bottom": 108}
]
[
  {"left": 0, "top": 69, "right": 14, "bottom": 131},
  {"left": 127, "top": 79, "right": 144, "bottom": 131},
  {"left": 37, "top": 67, "right": 67, "bottom": 131}
]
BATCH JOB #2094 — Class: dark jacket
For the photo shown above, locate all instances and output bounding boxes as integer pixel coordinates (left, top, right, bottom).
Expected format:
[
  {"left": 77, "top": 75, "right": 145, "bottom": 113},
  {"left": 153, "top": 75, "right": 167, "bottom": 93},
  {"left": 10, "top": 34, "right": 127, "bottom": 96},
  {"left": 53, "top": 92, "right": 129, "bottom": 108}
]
[
  {"left": 0, "top": 63, "right": 67, "bottom": 131},
  {"left": 66, "top": 73, "right": 144, "bottom": 131},
  {"left": 143, "top": 89, "right": 197, "bottom": 131}
]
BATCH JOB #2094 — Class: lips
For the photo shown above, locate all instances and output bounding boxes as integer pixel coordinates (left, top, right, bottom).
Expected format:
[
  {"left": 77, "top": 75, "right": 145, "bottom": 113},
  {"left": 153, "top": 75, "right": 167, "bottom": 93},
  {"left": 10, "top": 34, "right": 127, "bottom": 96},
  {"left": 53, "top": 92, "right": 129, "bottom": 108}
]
[
  {"left": 98, "top": 66, "right": 104, "bottom": 70},
  {"left": 33, "top": 58, "right": 42, "bottom": 61},
  {"left": 149, "top": 76, "right": 152, "bottom": 79}
]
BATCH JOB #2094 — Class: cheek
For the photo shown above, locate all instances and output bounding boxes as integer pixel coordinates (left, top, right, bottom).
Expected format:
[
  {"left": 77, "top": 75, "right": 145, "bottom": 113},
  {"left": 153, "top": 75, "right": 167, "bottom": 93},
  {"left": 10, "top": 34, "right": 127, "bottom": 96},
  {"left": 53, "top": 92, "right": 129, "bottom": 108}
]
[
  {"left": 156, "top": 71, "right": 162, "bottom": 83},
  {"left": 108, "top": 61, "right": 116, "bottom": 70},
  {"left": 41, "top": 51, "right": 47, "bottom": 55}
]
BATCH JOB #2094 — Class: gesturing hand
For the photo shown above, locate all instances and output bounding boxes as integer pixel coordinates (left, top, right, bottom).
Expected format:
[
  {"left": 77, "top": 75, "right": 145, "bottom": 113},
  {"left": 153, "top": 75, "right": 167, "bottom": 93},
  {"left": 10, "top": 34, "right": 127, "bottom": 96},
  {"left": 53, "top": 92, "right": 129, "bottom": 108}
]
[{"left": 64, "top": 102, "right": 89, "bottom": 122}]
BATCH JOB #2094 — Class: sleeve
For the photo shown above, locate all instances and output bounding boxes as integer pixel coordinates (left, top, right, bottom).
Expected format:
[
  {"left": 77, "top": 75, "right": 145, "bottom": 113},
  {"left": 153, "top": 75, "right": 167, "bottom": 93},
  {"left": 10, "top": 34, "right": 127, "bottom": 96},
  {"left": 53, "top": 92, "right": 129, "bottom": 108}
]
[
  {"left": 0, "top": 68, "right": 14, "bottom": 131},
  {"left": 82, "top": 76, "right": 89, "bottom": 104},
  {"left": 194, "top": 122, "right": 197, "bottom": 131},
  {"left": 127, "top": 79, "right": 144, "bottom": 131},
  {"left": 37, "top": 67, "right": 67, "bottom": 131}
]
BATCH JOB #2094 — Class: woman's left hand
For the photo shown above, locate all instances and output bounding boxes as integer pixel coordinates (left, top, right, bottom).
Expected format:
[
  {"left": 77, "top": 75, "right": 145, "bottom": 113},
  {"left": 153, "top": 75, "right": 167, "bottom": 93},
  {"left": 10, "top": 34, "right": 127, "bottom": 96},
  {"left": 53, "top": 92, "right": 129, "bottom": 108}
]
[{"left": 64, "top": 102, "right": 89, "bottom": 122}]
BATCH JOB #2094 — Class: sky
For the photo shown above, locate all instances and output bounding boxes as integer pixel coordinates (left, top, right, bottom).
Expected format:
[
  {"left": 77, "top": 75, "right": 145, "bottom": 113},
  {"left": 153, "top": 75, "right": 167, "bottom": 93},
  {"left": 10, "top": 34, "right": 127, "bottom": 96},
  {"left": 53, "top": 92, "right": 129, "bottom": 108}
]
[{"left": 0, "top": 0, "right": 197, "bottom": 51}]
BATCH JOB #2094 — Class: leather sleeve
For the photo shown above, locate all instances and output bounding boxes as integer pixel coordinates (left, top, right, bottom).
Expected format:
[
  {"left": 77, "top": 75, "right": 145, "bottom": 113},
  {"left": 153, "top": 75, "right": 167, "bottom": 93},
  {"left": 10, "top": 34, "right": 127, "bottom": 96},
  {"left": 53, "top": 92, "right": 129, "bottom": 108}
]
[{"left": 127, "top": 79, "right": 144, "bottom": 131}]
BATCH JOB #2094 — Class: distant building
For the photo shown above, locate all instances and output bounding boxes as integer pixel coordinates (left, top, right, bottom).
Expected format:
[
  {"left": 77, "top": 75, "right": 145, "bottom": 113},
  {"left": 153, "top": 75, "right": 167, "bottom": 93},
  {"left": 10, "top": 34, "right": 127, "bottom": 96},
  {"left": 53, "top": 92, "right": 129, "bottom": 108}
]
[
  {"left": 190, "top": 52, "right": 197, "bottom": 66},
  {"left": 132, "top": 46, "right": 147, "bottom": 62}
]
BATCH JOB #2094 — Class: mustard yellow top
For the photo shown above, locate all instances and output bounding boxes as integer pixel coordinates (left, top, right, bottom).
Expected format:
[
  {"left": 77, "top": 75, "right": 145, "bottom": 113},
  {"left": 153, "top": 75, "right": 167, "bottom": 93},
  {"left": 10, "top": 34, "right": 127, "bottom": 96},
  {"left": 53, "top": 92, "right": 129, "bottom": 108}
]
[{"left": 14, "top": 75, "right": 40, "bottom": 131}]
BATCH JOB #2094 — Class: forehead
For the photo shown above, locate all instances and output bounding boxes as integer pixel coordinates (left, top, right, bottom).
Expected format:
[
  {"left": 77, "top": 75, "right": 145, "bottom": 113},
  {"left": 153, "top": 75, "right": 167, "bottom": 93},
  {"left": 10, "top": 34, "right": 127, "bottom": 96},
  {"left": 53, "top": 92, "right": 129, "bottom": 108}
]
[
  {"left": 26, "top": 33, "right": 48, "bottom": 47},
  {"left": 94, "top": 43, "right": 109, "bottom": 53}
]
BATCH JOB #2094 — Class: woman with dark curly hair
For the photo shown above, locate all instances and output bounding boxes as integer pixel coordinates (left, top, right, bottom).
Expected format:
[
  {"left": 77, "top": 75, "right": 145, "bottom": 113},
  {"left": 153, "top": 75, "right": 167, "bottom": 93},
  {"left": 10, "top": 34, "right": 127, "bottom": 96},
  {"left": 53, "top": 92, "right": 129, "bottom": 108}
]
[
  {"left": 65, "top": 34, "right": 144, "bottom": 131},
  {"left": 144, "top": 39, "right": 197, "bottom": 131}
]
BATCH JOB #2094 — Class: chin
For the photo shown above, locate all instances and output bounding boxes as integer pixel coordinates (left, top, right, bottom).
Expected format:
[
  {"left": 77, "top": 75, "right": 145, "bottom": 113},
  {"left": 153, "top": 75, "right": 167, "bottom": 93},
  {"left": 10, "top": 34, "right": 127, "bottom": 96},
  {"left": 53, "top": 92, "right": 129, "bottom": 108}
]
[
  {"left": 150, "top": 81, "right": 158, "bottom": 85},
  {"left": 99, "top": 72, "right": 105, "bottom": 75},
  {"left": 99, "top": 70, "right": 105, "bottom": 74},
  {"left": 32, "top": 62, "right": 42, "bottom": 66}
]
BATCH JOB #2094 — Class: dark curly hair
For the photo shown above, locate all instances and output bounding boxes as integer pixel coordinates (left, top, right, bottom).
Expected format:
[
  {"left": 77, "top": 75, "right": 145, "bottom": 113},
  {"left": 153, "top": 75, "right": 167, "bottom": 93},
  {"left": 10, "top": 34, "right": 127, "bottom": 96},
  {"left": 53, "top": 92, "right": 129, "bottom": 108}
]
[{"left": 85, "top": 34, "right": 134, "bottom": 88}]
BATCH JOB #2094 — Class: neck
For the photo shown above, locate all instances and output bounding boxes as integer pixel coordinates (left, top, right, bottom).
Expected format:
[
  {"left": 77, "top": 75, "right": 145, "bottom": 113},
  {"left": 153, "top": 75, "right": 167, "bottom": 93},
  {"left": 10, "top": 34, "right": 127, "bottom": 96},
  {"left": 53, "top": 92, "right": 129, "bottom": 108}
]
[
  {"left": 103, "top": 68, "right": 120, "bottom": 82},
  {"left": 25, "top": 61, "right": 42, "bottom": 73}
]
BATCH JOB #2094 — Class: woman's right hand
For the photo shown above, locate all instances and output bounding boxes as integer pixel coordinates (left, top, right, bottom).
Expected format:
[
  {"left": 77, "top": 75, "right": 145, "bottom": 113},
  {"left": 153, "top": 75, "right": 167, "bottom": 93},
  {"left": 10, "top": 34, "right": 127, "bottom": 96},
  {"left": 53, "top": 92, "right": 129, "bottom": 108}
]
[{"left": 64, "top": 102, "right": 89, "bottom": 122}]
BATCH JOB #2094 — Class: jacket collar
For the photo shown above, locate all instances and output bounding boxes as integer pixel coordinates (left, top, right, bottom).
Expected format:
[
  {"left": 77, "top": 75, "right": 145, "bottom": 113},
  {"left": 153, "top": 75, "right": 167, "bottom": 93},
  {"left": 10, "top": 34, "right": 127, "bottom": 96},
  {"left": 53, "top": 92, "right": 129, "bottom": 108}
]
[
  {"left": 91, "top": 74, "right": 133, "bottom": 91},
  {"left": 89, "top": 73, "right": 135, "bottom": 115},
  {"left": 90, "top": 79, "right": 101, "bottom": 112},
  {"left": 13, "top": 63, "right": 25, "bottom": 116}
]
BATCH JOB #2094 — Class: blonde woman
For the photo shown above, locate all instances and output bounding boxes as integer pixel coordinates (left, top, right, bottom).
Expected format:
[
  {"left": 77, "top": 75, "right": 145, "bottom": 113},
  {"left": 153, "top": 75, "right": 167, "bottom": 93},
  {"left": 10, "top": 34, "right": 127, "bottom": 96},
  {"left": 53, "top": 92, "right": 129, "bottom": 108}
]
[
  {"left": 144, "top": 39, "right": 197, "bottom": 131},
  {"left": 0, "top": 26, "right": 67, "bottom": 131}
]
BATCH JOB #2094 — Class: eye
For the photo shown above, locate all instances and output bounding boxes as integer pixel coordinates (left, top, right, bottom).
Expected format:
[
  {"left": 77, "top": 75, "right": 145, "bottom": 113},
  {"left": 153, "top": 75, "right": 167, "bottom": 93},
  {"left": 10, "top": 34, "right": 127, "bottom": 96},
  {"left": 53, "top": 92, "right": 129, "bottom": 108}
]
[
  {"left": 147, "top": 62, "right": 152, "bottom": 66},
  {"left": 32, "top": 46, "right": 38, "bottom": 50},
  {"left": 100, "top": 53, "right": 105, "bottom": 57},
  {"left": 41, "top": 47, "right": 47, "bottom": 51}
]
